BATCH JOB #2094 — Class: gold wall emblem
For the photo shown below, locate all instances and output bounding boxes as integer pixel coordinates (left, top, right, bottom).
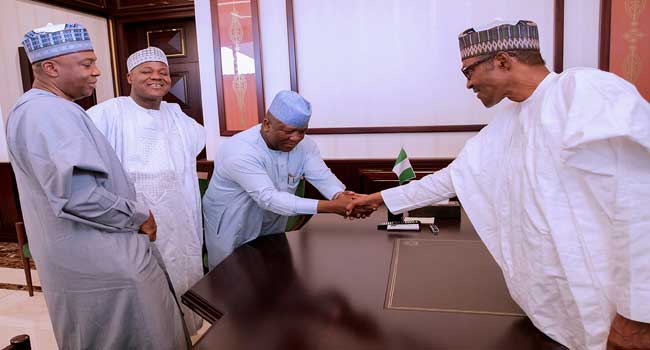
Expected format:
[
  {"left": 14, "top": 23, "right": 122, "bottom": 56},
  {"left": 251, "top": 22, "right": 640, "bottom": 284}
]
[{"left": 621, "top": 0, "right": 647, "bottom": 83}]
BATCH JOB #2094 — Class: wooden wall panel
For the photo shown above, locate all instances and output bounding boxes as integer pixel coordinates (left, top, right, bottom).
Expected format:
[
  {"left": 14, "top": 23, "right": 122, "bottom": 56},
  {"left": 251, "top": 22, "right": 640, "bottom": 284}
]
[
  {"left": 31, "top": 0, "right": 108, "bottom": 16},
  {"left": 113, "top": 0, "right": 193, "bottom": 14},
  {"left": 0, "top": 163, "right": 22, "bottom": 243}
]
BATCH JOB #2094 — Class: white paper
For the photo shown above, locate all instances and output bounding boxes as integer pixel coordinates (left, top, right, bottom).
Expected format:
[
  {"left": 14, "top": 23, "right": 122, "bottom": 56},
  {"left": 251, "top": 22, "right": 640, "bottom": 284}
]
[
  {"left": 407, "top": 217, "right": 435, "bottom": 225},
  {"left": 387, "top": 223, "right": 420, "bottom": 231}
]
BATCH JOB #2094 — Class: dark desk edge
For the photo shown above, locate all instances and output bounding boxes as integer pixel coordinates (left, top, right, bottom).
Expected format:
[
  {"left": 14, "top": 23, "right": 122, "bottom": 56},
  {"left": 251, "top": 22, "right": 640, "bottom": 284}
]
[{"left": 181, "top": 290, "right": 222, "bottom": 324}]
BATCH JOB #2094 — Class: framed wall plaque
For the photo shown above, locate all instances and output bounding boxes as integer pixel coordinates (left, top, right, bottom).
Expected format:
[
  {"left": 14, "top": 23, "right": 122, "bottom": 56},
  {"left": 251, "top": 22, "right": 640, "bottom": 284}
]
[
  {"left": 599, "top": 0, "right": 650, "bottom": 101},
  {"left": 211, "top": 0, "right": 265, "bottom": 136}
]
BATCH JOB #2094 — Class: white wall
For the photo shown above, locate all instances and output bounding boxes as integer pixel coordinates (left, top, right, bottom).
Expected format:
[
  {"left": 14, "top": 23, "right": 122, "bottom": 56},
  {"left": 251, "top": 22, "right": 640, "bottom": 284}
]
[
  {"left": 0, "top": 105, "right": 8, "bottom": 162},
  {"left": 195, "top": 0, "right": 602, "bottom": 160},
  {"left": 563, "top": 0, "right": 601, "bottom": 69},
  {"left": 0, "top": 0, "right": 114, "bottom": 126},
  {"left": 293, "top": 0, "right": 556, "bottom": 129}
]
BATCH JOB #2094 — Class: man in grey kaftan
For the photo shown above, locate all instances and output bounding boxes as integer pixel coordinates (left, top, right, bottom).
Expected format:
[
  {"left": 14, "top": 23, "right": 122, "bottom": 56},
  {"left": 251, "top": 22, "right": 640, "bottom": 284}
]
[{"left": 7, "top": 24, "right": 187, "bottom": 349}]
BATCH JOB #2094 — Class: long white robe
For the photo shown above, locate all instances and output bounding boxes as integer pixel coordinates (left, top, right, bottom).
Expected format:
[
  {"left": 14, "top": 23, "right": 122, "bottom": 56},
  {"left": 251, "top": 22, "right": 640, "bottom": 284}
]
[
  {"left": 87, "top": 96, "right": 206, "bottom": 334},
  {"left": 7, "top": 89, "right": 187, "bottom": 349},
  {"left": 381, "top": 68, "right": 650, "bottom": 350}
]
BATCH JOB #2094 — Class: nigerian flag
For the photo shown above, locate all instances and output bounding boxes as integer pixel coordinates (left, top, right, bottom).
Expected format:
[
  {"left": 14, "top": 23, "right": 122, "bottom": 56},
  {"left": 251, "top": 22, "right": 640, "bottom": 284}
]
[{"left": 392, "top": 148, "right": 415, "bottom": 185}]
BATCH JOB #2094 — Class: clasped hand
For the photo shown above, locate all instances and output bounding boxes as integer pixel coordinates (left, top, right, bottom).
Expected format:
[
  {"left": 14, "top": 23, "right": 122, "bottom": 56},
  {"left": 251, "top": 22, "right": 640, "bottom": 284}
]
[
  {"left": 344, "top": 192, "right": 384, "bottom": 220},
  {"left": 331, "top": 191, "right": 376, "bottom": 219}
]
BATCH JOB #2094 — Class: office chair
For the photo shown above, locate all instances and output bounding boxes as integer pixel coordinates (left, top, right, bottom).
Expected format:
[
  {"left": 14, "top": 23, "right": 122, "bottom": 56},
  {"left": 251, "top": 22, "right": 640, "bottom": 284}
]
[
  {"left": 285, "top": 177, "right": 313, "bottom": 231},
  {"left": 14, "top": 222, "right": 34, "bottom": 297}
]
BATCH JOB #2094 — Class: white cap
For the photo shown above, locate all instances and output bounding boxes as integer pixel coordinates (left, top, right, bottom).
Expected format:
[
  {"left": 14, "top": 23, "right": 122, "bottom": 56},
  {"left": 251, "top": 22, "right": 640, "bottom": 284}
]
[{"left": 127, "top": 47, "right": 168, "bottom": 72}]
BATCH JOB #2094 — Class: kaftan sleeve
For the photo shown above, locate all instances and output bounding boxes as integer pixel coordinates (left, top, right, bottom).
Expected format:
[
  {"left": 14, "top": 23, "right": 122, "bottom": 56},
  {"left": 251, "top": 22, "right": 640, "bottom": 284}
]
[
  {"left": 380, "top": 166, "right": 457, "bottom": 214},
  {"left": 555, "top": 70, "right": 650, "bottom": 323},
  {"left": 301, "top": 138, "right": 345, "bottom": 200},
  {"left": 17, "top": 101, "right": 149, "bottom": 231},
  {"left": 173, "top": 104, "right": 205, "bottom": 157},
  {"left": 220, "top": 142, "right": 319, "bottom": 216}
]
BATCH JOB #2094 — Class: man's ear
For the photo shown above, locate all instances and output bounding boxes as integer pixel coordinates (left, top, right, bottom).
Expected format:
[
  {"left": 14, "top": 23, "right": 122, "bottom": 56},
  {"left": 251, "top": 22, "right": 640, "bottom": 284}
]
[
  {"left": 39, "top": 60, "right": 59, "bottom": 78},
  {"left": 262, "top": 116, "right": 271, "bottom": 131},
  {"left": 127, "top": 72, "right": 133, "bottom": 85},
  {"left": 495, "top": 52, "right": 512, "bottom": 71}
]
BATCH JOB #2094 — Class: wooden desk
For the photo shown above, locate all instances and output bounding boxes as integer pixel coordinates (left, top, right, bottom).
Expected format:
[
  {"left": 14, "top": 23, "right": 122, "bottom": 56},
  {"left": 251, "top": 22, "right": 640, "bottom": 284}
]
[{"left": 184, "top": 209, "right": 566, "bottom": 350}]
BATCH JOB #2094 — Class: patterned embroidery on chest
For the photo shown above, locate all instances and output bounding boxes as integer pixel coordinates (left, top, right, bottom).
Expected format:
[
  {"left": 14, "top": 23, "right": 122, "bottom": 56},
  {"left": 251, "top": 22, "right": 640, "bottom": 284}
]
[{"left": 130, "top": 171, "right": 180, "bottom": 204}]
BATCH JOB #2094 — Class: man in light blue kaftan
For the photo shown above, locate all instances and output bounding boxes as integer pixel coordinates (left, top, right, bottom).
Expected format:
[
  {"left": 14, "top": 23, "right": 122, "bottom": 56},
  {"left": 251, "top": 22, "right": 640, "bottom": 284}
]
[{"left": 203, "top": 91, "right": 357, "bottom": 269}]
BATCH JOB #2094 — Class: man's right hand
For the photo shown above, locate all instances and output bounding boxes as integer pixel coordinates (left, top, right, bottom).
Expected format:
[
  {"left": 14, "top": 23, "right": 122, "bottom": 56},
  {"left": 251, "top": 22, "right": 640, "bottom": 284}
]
[
  {"left": 317, "top": 192, "right": 376, "bottom": 218},
  {"left": 139, "top": 211, "right": 157, "bottom": 242},
  {"left": 345, "top": 192, "right": 384, "bottom": 218}
]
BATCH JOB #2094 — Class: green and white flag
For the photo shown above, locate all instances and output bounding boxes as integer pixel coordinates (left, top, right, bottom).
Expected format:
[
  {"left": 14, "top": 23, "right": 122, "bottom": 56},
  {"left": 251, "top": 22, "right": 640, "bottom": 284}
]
[{"left": 392, "top": 148, "right": 416, "bottom": 185}]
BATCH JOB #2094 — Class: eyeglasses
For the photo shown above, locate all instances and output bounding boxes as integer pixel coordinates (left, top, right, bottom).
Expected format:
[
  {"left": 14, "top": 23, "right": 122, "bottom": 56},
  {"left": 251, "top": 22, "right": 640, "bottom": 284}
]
[{"left": 461, "top": 54, "right": 495, "bottom": 80}]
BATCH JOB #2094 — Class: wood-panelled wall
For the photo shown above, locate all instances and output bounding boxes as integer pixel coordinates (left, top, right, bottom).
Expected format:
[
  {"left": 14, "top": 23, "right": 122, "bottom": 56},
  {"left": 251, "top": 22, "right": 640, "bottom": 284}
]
[
  {"left": 0, "top": 158, "right": 453, "bottom": 242},
  {"left": 0, "top": 163, "right": 22, "bottom": 242}
]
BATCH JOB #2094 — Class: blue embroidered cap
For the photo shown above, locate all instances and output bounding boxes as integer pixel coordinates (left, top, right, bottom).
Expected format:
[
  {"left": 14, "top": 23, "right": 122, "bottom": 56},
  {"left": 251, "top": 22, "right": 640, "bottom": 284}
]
[
  {"left": 21, "top": 23, "right": 93, "bottom": 63},
  {"left": 268, "top": 90, "right": 312, "bottom": 128}
]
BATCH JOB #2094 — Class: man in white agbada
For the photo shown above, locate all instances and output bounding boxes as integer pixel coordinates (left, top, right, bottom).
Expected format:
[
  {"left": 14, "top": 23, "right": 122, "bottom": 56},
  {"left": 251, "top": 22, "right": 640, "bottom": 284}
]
[
  {"left": 7, "top": 25, "right": 187, "bottom": 349},
  {"left": 87, "top": 47, "right": 205, "bottom": 335},
  {"left": 348, "top": 20, "right": 650, "bottom": 350},
  {"left": 203, "top": 91, "right": 371, "bottom": 269}
]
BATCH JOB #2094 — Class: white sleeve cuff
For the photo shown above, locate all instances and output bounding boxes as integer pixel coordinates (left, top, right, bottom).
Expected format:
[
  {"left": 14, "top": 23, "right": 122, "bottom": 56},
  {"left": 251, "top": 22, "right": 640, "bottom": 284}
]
[
  {"left": 294, "top": 197, "right": 319, "bottom": 215},
  {"left": 128, "top": 201, "right": 150, "bottom": 230},
  {"left": 381, "top": 187, "right": 411, "bottom": 214}
]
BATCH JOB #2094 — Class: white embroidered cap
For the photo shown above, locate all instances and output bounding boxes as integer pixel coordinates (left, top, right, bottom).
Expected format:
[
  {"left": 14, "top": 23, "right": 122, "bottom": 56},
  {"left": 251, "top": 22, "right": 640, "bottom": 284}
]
[{"left": 127, "top": 47, "right": 169, "bottom": 72}]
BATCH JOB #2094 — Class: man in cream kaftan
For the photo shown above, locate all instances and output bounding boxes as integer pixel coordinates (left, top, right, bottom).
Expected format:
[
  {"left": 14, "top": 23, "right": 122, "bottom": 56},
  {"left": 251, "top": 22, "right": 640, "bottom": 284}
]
[
  {"left": 87, "top": 47, "right": 206, "bottom": 334},
  {"left": 348, "top": 20, "right": 650, "bottom": 350},
  {"left": 382, "top": 69, "right": 650, "bottom": 350}
]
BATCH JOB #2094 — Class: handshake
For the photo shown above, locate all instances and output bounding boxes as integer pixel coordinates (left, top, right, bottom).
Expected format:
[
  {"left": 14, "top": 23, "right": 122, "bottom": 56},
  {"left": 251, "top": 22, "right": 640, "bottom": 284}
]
[{"left": 318, "top": 191, "right": 385, "bottom": 219}]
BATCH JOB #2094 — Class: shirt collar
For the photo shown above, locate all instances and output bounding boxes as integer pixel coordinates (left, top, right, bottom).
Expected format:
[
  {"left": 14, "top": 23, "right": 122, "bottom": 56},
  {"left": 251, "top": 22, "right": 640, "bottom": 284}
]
[{"left": 522, "top": 71, "right": 558, "bottom": 104}]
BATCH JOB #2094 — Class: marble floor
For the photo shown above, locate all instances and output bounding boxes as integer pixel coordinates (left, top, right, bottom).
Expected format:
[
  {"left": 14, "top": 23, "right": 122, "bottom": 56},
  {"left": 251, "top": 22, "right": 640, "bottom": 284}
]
[
  {"left": 0, "top": 267, "right": 209, "bottom": 349},
  {"left": 0, "top": 267, "right": 55, "bottom": 349}
]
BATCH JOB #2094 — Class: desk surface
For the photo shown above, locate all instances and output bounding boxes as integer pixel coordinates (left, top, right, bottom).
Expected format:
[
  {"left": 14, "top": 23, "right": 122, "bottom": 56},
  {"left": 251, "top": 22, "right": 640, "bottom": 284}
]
[{"left": 184, "top": 209, "right": 565, "bottom": 350}]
